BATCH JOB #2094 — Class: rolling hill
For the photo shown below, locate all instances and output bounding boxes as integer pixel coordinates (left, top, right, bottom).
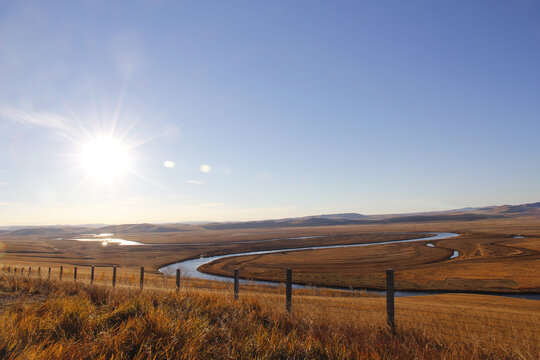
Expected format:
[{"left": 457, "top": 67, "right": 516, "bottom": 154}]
[{"left": 2, "top": 201, "right": 538, "bottom": 235}]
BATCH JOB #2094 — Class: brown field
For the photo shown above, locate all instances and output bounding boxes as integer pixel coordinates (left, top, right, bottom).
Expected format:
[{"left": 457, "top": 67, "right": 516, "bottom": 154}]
[
  {"left": 1, "top": 215, "right": 539, "bottom": 359},
  {"left": 202, "top": 233, "right": 540, "bottom": 293},
  {"left": 1, "top": 216, "right": 539, "bottom": 294},
  {"left": 0, "top": 231, "right": 433, "bottom": 271},
  {"left": 0, "top": 272, "right": 538, "bottom": 359}
]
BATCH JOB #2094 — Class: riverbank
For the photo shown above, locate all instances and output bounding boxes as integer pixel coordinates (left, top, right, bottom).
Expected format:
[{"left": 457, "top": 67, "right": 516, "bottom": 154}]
[{"left": 166, "top": 232, "right": 540, "bottom": 296}]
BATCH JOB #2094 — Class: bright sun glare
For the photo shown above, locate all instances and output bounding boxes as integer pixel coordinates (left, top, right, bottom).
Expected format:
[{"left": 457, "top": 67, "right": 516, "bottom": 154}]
[{"left": 82, "top": 137, "right": 130, "bottom": 183}]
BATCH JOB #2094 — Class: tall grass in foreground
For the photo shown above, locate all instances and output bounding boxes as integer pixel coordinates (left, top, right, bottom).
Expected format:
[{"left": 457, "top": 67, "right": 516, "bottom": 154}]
[{"left": 0, "top": 275, "right": 537, "bottom": 359}]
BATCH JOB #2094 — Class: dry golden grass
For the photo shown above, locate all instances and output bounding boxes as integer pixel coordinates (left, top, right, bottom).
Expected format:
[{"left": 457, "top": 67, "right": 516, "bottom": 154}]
[
  {"left": 2, "top": 225, "right": 539, "bottom": 296},
  {"left": 0, "top": 231, "right": 433, "bottom": 269},
  {"left": 1, "top": 218, "right": 539, "bottom": 290},
  {"left": 202, "top": 233, "right": 540, "bottom": 293},
  {"left": 0, "top": 269, "right": 538, "bottom": 359}
]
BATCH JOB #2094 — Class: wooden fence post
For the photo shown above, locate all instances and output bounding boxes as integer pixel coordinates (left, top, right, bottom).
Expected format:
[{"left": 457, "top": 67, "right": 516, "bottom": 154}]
[
  {"left": 28, "top": 266, "right": 31, "bottom": 276},
  {"left": 286, "top": 268, "right": 292, "bottom": 312},
  {"left": 59, "top": 266, "right": 63, "bottom": 281},
  {"left": 234, "top": 269, "right": 239, "bottom": 300},
  {"left": 112, "top": 266, "right": 117, "bottom": 288},
  {"left": 48, "top": 267, "right": 51, "bottom": 280},
  {"left": 140, "top": 267, "right": 144, "bottom": 289},
  {"left": 90, "top": 265, "right": 95, "bottom": 284},
  {"left": 74, "top": 267, "right": 77, "bottom": 282},
  {"left": 176, "top": 269, "right": 181, "bottom": 292},
  {"left": 38, "top": 267, "right": 41, "bottom": 277},
  {"left": 386, "top": 269, "right": 395, "bottom": 331},
  {"left": 7, "top": 266, "right": 10, "bottom": 273},
  {"left": 21, "top": 267, "right": 24, "bottom": 276}
]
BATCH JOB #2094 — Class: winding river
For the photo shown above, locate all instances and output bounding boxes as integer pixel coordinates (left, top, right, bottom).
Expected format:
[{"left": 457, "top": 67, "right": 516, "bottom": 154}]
[
  {"left": 158, "top": 232, "right": 540, "bottom": 300},
  {"left": 159, "top": 232, "right": 472, "bottom": 297}
]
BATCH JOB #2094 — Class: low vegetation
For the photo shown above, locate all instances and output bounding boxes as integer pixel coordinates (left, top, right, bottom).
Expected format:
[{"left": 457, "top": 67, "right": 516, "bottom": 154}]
[
  {"left": 0, "top": 274, "right": 537, "bottom": 359},
  {"left": 1, "top": 219, "right": 539, "bottom": 358},
  {"left": 201, "top": 234, "right": 540, "bottom": 293}
]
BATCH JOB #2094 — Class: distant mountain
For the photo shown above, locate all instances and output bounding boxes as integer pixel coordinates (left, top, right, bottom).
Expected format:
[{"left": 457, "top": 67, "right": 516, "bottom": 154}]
[
  {"left": 302, "top": 213, "right": 367, "bottom": 220},
  {"left": 167, "top": 221, "right": 214, "bottom": 225},
  {"left": 375, "top": 213, "right": 504, "bottom": 223},
  {"left": 92, "top": 223, "right": 199, "bottom": 234},
  {"left": 0, "top": 223, "right": 198, "bottom": 236},
  {"left": 9, "top": 226, "right": 93, "bottom": 236},
  {"left": 477, "top": 202, "right": 540, "bottom": 214},
  {"left": 2, "top": 202, "right": 538, "bottom": 235},
  {"left": 374, "top": 202, "right": 540, "bottom": 218},
  {"left": 0, "top": 224, "right": 107, "bottom": 232},
  {"left": 201, "top": 202, "right": 540, "bottom": 230},
  {"left": 202, "top": 213, "right": 505, "bottom": 230}
]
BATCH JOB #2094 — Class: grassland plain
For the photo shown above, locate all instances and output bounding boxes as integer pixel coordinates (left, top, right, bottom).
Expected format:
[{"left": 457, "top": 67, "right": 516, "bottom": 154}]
[
  {"left": 0, "top": 232, "right": 437, "bottom": 272},
  {"left": 1, "top": 216, "right": 539, "bottom": 271},
  {"left": 0, "top": 273, "right": 538, "bottom": 359},
  {"left": 201, "top": 233, "right": 540, "bottom": 293},
  {"left": 0, "top": 217, "right": 539, "bottom": 358},
  {"left": 1, "top": 217, "right": 539, "bottom": 294}
]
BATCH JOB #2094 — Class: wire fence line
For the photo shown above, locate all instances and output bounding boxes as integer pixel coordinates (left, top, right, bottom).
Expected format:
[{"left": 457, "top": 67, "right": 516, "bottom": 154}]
[{"left": 1, "top": 263, "right": 538, "bottom": 348}]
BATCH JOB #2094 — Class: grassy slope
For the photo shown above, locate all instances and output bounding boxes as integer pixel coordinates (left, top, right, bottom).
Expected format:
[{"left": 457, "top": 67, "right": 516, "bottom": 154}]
[{"left": 0, "top": 275, "right": 538, "bottom": 360}]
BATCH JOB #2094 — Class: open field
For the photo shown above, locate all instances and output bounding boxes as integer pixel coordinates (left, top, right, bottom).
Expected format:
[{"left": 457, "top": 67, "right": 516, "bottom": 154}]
[
  {"left": 1, "top": 215, "right": 539, "bottom": 359},
  {"left": 0, "top": 231, "right": 433, "bottom": 270},
  {"left": 202, "top": 233, "right": 540, "bottom": 293},
  {"left": 3, "top": 1, "right": 539, "bottom": 357},
  {"left": 0, "top": 273, "right": 538, "bottom": 359},
  {"left": 0, "top": 217, "right": 539, "bottom": 293}
]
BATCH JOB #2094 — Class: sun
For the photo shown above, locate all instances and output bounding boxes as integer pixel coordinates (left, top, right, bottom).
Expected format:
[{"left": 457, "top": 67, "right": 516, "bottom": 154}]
[{"left": 81, "top": 137, "right": 130, "bottom": 183}]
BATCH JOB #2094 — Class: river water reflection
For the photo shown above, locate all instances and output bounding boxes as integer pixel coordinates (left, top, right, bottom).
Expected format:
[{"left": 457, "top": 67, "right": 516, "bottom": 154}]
[{"left": 159, "top": 232, "right": 475, "bottom": 298}]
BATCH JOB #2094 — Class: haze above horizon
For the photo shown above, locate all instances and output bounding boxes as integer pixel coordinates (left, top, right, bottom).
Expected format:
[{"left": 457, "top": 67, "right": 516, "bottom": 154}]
[{"left": 1, "top": 1, "right": 539, "bottom": 226}]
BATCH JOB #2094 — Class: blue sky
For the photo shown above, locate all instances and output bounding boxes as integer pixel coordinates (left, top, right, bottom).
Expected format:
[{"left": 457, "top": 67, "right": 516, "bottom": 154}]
[{"left": 1, "top": 1, "right": 539, "bottom": 225}]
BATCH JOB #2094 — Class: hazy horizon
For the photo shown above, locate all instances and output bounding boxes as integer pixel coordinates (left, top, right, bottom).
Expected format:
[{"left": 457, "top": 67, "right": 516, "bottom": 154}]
[
  {"left": 2, "top": 199, "right": 538, "bottom": 228},
  {"left": 1, "top": 1, "right": 539, "bottom": 226}
]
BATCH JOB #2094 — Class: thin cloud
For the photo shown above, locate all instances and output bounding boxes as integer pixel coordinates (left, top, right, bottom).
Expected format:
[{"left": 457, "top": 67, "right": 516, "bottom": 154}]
[
  {"left": 1, "top": 107, "right": 69, "bottom": 132},
  {"left": 186, "top": 180, "right": 205, "bottom": 185}
]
